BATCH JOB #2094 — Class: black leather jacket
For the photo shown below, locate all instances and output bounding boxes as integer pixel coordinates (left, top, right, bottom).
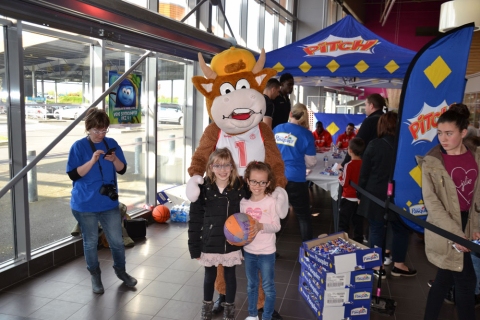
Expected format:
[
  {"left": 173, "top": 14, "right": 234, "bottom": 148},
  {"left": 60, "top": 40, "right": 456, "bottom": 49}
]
[{"left": 188, "top": 178, "right": 247, "bottom": 259}]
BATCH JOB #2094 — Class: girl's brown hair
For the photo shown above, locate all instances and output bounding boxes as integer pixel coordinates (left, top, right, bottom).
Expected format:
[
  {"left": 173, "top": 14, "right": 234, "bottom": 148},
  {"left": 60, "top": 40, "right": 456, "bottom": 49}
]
[
  {"left": 205, "top": 148, "right": 241, "bottom": 189},
  {"left": 377, "top": 111, "right": 398, "bottom": 137},
  {"left": 438, "top": 103, "right": 470, "bottom": 131},
  {"left": 244, "top": 161, "right": 276, "bottom": 195},
  {"left": 85, "top": 108, "right": 110, "bottom": 132}
]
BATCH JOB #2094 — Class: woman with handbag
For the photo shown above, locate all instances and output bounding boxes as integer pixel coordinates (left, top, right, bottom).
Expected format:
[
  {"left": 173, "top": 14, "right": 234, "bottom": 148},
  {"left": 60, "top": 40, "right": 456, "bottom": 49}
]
[{"left": 66, "top": 108, "right": 137, "bottom": 294}]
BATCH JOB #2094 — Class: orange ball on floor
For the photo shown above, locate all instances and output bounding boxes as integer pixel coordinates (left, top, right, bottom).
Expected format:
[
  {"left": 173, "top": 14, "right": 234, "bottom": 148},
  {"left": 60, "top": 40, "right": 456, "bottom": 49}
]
[{"left": 152, "top": 205, "right": 170, "bottom": 223}]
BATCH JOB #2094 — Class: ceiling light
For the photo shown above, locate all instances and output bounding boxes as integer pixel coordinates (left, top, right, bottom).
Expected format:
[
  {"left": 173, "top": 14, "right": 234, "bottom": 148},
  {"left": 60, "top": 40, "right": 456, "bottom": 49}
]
[{"left": 439, "top": 0, "right": 480, "bottom": 32}]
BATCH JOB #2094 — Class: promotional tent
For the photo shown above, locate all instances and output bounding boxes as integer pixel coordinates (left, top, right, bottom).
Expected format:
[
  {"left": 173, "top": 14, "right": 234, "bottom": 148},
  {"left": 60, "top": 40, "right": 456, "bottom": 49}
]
[{"left": 264, "top": 15, "right": 416, "bottom": 88}]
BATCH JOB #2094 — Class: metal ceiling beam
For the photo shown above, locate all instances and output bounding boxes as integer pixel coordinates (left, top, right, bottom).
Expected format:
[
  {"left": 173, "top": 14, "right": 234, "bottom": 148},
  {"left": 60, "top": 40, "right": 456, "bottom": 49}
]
[
  {"left": 0, "top": 0, "right": 238, "bottom": 61},
  {"left": 380, "top": 0, "right": 397, "bottom": 26}
]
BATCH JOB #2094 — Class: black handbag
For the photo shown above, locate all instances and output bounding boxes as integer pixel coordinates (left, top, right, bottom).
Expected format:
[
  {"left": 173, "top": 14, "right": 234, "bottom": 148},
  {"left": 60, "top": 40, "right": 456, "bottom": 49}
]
[{"left": 123, "top": 218, "right": 147, "bottom": 239}]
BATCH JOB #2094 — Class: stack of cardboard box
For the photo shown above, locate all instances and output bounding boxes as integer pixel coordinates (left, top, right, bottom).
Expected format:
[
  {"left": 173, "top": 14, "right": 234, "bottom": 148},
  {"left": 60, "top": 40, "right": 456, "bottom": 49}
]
[{"left": 298, "top": 232, "right": 382, "bottom": 320}]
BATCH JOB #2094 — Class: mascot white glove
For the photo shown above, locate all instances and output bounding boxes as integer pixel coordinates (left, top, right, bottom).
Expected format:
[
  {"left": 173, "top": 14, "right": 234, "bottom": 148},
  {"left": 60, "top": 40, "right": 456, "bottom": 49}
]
[
  {"left": 186, "top": 175, "right": 204, "bottom": 202},
  {"left": 272, "top": 187, "right": 289, "bottom": 219}
]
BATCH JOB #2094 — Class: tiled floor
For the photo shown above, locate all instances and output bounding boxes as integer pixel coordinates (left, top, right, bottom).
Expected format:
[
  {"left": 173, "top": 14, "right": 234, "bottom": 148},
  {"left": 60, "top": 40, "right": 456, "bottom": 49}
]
[{"left": 0, "top": 186, "right": 478, "bottom": 319}]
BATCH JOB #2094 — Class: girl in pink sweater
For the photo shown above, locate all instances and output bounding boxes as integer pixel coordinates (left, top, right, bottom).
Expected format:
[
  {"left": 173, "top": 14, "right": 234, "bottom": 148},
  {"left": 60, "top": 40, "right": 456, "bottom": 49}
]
[{"left": 241, "top": 161, "right": 281, "bottom": 320}]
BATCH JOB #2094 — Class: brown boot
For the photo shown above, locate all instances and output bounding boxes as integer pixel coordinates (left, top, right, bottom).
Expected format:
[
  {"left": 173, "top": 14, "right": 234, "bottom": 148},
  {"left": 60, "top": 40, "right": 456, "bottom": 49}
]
[
  {"left": 201, "top": 300, "right": 213, "bottom": 320},
  {"left": 222, "top": 302, "right": 235, "bottom": 320}
]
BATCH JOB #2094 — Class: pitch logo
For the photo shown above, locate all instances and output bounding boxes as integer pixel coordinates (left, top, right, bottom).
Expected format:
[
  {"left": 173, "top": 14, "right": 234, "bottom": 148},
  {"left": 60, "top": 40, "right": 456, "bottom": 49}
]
[
  {"left": 302, "top": 35, "right": 379, "bottom": 57},
  {"left": 407, "top": 101, "right": 448, "bottom": 144}
]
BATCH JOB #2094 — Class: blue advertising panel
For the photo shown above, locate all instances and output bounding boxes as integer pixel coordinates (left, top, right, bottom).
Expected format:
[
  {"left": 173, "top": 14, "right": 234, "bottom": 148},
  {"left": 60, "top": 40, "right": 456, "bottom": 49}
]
[
  {"left": 108, "top": 71, "right": 142, "bottom": 125},
  {"left": 314, "top": 113, "right": 366, "bottom": 144},
  {"left": 393, "top": 24, "right": 474, "bottom": 233}
]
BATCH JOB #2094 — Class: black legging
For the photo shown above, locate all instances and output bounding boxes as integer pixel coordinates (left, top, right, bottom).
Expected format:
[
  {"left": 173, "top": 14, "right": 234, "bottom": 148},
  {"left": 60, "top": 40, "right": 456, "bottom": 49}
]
[
  {"left": 424, "top": 211, "right": 476, "bottom": 320},
  {"left": 204, "top": 265, "right": 236, "bottom": 303}
]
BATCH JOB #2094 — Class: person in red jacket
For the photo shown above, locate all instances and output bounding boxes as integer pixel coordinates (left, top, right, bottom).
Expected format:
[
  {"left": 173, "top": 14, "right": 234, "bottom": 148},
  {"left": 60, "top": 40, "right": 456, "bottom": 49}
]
[
  {"left": 312, "top": 121, "right": 333, "bottom": 150},
  {"left": 338, "top": 137, "right": 365, "bottom": 243},
  {"left": 336, "top": 123, "right": 356, "bottom": 149}
]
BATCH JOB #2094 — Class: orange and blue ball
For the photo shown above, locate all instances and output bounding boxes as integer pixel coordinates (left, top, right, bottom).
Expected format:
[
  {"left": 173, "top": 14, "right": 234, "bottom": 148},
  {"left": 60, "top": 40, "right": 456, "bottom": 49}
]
[{"left": 224, "top": 213, "right": 256, "bottom": 246}]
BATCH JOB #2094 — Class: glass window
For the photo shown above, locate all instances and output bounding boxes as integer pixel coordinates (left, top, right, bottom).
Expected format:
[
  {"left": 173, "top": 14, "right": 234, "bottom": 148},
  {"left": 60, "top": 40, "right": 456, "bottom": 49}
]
[
  {"left": 104, "top": 46, "right": 147, "bottom": 211},
  {"left": 279, "top": 0, "right": 293, "bottom": 12},
  {"left": 247, "top": 0, "right": 261, "bottom": 52},
  {"left": 157, "top": 57, "right": 187, "bottom": 187},
  {"left": 465, "top": 92, "right": 480, "bottom": 129},
  {"left": 278, "top": 17, "right": 287, "bottom": 49},
  {"left": 0, "top": 25, "right": 14, "bottom": 264},
  {"left": 264, "top": 7, "right": 275, "bottom": 52},
  {"left": 225, "top": 0, "right": 241, "bottom": 40},
  {"left": 22, "top": 30, "right": 90, "bottom": 252},
  {"left": 123, "top": 0, "right": 147, "bottom": 8},
  {"left": 211, "top": 5, "right": 222, "bottom": 37},
  {"left": 159, "top": 0, "right": 188, "bottom": 21}
]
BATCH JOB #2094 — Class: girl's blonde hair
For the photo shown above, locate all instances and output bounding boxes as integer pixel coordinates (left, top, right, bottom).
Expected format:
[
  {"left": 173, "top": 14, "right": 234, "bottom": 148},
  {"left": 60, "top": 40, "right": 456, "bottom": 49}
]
[
  {"left": 205, "top": 148, "right": 241, "bottom": 189},
  {"left": 244, "top": 161, "right": 276, "bottom": 195},
  {"left": 290, "top": 103, "right": 309, "bottom": 129}
]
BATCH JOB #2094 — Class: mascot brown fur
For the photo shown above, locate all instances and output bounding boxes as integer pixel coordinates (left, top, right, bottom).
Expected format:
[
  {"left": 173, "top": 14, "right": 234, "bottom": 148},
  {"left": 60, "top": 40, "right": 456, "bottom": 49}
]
[{"left": 187, "top": 47, "right": 289, "bottom": 316}]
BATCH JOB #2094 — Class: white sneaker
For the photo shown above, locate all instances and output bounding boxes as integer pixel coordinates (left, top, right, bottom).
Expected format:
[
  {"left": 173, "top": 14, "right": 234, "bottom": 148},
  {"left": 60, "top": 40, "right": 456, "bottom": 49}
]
[
  {"left": 245, "top": 317, "right": 259, "bottom": 320},
  {"left": 384, "top": 255, "right": 393, "bottom": 266}
]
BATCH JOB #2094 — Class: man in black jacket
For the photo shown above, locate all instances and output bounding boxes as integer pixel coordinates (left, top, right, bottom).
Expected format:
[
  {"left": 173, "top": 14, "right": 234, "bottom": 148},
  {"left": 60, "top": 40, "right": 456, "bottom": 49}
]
[
  {"left": 263, "top": 78, "right": 280, "bottom": 129},
  {"left": 272, "top": 73, "right": 294, "bottom": 129},
  {"left": 341, "top": 93, "right": 386, "bottom": 167}
]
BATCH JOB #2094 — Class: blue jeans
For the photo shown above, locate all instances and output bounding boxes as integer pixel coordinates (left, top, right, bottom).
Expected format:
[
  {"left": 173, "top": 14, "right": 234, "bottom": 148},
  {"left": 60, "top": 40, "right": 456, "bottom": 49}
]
[
  {"left": 369, "top": 218, "right": 409, "bottom": 262},
  {"left": 72, "top": 207, "right": 125, "bottom": 271},
  {"left": 244, "top": 251, "right": 276, "bottom": 320},
  {"left": 471, "top": 252, "right": 480, "bottom": 295}
]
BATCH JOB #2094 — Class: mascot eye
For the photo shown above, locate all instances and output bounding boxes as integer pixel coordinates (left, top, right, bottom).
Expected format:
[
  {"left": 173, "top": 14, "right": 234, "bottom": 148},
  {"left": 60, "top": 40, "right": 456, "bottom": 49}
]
[
  {"left": 236, "top": 79, "right": 250, "bottom": 90},
  {"left": 126, "top": 89, "right": 131, "bottom": 95},
  {"left": 123, "top": 88, "right": 128, "bottom": 94},
  {"left": 220, "top": 83, "right": 235, "bottom": 95}
]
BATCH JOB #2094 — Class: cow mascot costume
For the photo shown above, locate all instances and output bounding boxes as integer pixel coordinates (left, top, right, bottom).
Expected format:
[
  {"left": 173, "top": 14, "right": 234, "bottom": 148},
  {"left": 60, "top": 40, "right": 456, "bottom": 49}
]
[{"left": 187, "top": 47, "right": 288, "bottom": 320}]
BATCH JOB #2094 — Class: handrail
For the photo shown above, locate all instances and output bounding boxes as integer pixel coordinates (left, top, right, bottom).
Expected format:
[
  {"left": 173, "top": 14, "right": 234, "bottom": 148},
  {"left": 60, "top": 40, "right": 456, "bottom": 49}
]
[{"left": 0, "top": 50, "right": 153, "bottom": 200}]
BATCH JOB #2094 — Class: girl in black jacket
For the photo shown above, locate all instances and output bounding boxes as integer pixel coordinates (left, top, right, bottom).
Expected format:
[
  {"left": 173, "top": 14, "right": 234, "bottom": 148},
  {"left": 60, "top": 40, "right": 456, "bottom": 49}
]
[{"left": 188, "top": 148, "right": 247, "bottom": 320}]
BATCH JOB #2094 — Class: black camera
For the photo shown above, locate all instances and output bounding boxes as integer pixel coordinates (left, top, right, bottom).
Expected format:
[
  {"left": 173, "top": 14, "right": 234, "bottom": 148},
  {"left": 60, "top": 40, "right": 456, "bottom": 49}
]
[{"left": 99, "top": 184, "right": 118, "bottom": 200}]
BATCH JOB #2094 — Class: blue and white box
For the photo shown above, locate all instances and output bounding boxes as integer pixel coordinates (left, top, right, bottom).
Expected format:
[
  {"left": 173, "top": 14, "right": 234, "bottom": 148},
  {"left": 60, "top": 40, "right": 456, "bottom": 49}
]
[
  {"left": 299, "top": 247, "right": 374, "bottom": 289},
  {"left": 298, "top": 276, "right": 370, "bottom": 320},
  {"left": 302, "top": 232, "right": 382, "bottom": 273},
  {"left": 301, "top": 268, "right": 372, "bottom": 307}
]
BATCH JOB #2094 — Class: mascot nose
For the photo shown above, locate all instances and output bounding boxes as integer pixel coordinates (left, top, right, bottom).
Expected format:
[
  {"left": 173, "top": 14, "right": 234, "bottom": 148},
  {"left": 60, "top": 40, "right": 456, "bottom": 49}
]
[
  {"left": 250, "top": 94, "right": 257, "bottom": 100},
  {"left": 223, "top": 97, "right": 230, "bottom": 103}
]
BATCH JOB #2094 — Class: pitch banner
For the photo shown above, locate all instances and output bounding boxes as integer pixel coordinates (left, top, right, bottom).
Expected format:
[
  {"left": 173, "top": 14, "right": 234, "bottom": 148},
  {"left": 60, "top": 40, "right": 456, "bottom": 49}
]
[{"left": 393, "top": 24, "right": 474, "bottom": 233}]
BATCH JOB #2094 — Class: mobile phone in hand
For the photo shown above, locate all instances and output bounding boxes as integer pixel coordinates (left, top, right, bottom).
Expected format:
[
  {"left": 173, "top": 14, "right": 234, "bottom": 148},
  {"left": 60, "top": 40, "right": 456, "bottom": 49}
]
[{"left": 103, "top": 147, "right": 117, "bottom": 158}]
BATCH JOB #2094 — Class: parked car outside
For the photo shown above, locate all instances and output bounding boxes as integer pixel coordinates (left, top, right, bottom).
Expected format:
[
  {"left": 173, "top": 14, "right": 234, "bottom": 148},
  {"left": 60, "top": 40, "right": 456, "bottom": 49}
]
[
  {"left": 54, "top": 105, "right": 87, "bottom": 120},
  {"left": 158, "top": 103, "right": 184, "bottom": 125},
  {"left": 25, "top": 101, "right": 47, "bottom": 119}
]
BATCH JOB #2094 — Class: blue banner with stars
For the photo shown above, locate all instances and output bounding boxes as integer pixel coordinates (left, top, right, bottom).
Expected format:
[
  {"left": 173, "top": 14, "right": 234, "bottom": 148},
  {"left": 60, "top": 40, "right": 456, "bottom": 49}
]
[
  {"left": 314, "top": 113, "right": 366, "bottom": 144},
  {"left": 393, "top": 24, "right": 474, "bottom": 233}
]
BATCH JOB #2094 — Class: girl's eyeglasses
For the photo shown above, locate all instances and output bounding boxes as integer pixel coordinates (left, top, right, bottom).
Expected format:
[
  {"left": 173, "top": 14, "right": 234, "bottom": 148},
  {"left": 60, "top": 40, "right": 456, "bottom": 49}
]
[
  {"left": 212, "top": 164, "right": 232, "bottom": 170},
  {"left": 248, "top": 180, "right": 268, "bottom": 187},
  {"left": 92, "top": 128, "right": 109, "bottom": 135}
]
